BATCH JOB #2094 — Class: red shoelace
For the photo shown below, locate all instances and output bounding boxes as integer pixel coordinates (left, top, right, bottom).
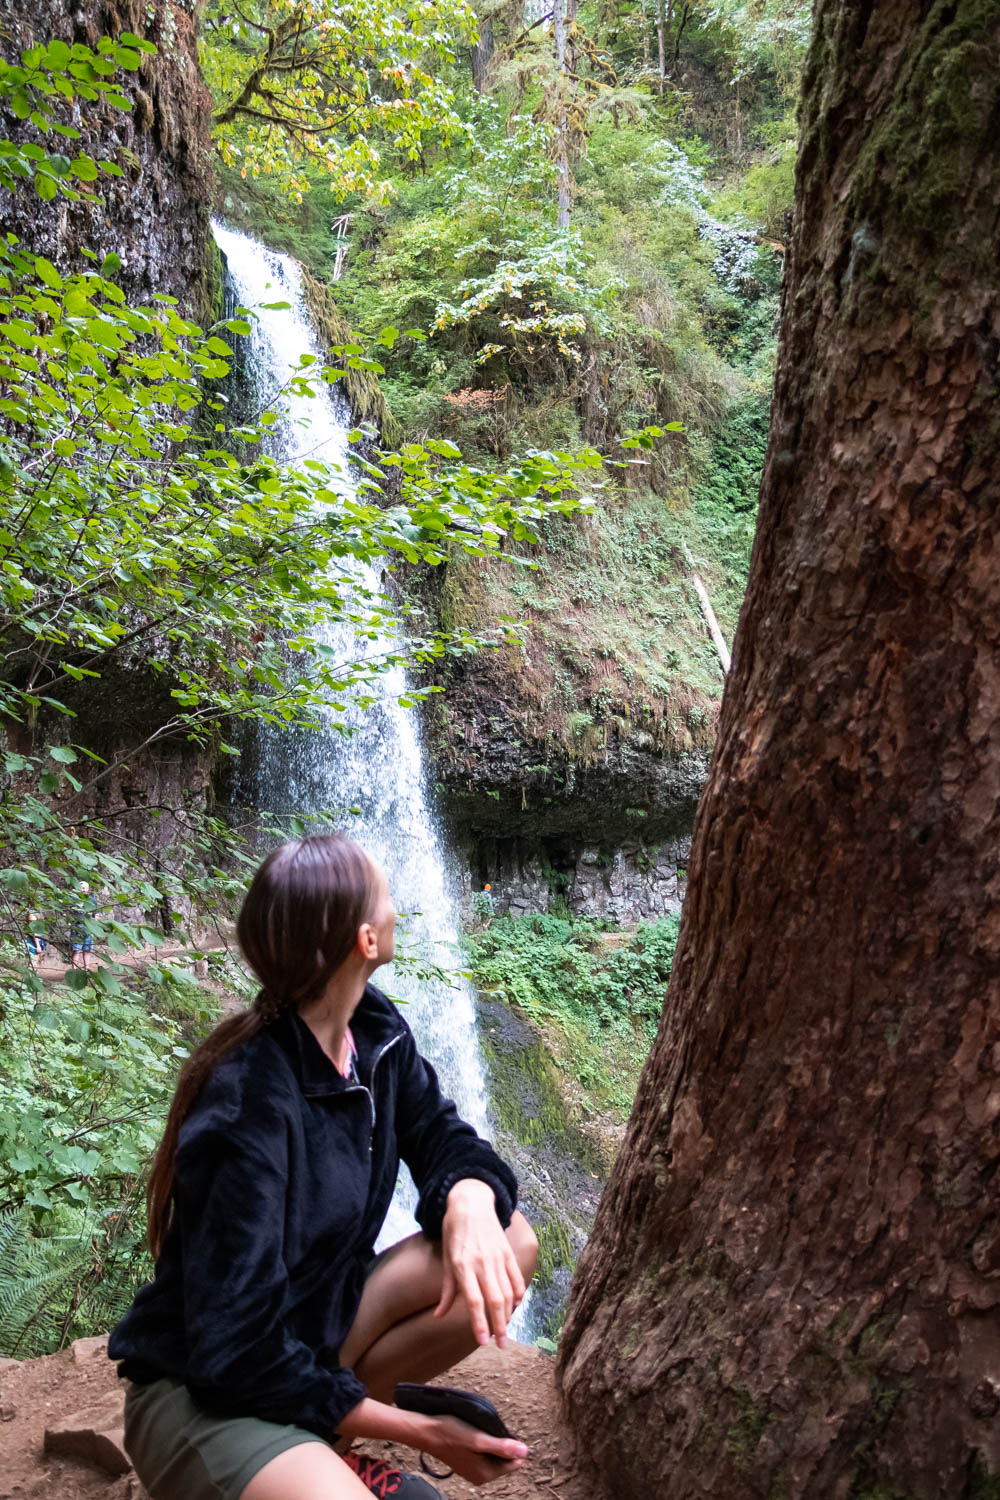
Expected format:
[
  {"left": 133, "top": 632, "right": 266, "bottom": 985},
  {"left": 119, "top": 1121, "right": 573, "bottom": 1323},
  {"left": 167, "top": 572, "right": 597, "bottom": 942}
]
[{"left": 344, "top": 1452, "right": 404, "bottom": 1498}]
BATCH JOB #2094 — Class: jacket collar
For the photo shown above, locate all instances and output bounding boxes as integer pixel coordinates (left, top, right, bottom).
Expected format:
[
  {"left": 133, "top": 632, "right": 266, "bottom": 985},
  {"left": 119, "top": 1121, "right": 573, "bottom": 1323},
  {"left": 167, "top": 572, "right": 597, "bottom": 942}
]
[{"left": 269, "top": 984, "right": 405, "bottom": 1098}]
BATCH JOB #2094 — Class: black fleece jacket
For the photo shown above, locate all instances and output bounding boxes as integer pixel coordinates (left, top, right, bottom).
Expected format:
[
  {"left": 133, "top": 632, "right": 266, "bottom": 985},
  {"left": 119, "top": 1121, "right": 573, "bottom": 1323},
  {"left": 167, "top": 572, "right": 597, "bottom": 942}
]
[{"left": 108, "top": 984, "right": 517, "bottom": 1438}]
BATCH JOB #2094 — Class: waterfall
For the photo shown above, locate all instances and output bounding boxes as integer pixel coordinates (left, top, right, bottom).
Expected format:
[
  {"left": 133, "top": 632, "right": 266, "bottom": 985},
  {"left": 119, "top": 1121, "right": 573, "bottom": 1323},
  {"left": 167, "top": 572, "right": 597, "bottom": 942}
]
[{"left": 213, "top": 224, "right": 518, "bottom": 1274}]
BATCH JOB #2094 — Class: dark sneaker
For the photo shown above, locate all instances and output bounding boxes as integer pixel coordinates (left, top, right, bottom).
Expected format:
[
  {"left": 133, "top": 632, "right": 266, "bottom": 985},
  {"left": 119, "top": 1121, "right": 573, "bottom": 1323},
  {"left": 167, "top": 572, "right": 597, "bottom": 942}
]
[{"left": 343, "top": 1451, "right": 443, "bottom": 1499}]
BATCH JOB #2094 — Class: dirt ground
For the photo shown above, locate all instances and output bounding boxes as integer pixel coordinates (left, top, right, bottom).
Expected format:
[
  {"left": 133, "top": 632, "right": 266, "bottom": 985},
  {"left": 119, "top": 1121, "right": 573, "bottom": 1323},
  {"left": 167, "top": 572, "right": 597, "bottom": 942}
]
[{"left": 0, "top": 1339, "right": 595, "bottom": 1500}]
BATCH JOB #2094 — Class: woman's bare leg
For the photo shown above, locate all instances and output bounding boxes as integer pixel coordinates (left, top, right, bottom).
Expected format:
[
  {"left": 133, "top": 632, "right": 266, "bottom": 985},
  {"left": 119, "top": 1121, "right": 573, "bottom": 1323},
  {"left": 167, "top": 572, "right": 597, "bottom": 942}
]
[
  {"left": 239, "top": 1443, "right": 373, "bottom": 1500},
  {"left": 339, "top": 1212, "right": 538, "bottom": 1404}
]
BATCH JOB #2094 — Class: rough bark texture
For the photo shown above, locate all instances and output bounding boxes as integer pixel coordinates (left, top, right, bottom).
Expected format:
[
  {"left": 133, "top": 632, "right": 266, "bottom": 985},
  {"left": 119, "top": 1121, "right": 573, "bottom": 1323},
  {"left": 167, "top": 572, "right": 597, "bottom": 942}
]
[
  {"left": 558, "top": 2, "right": 1000, "bottom": 1497},
  {"left": 0, "top": 0, "right": 214, "bottom": 318},
  {"left": 470, "top": 18, "right": 494, "bottom": 93}
]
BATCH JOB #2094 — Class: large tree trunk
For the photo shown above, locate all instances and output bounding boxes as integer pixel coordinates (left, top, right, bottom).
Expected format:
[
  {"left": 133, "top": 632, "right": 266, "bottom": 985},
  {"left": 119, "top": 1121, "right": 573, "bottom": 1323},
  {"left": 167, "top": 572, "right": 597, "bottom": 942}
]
[{"left": 558, "top": 3, "right": 1000, "bottom": 1497}]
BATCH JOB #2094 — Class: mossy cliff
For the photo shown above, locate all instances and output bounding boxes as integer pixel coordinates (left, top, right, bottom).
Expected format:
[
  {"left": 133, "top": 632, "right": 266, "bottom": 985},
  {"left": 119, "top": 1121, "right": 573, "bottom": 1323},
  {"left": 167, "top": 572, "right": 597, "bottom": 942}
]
[
  {"left": 478, "top": 995, "right": 612, "bottom": 1338},
  {"left": 0, "top": 0, "right": 214, "bottom": 318},
  {"left": 408, "top": 490, "right": 735, "bottom": 917},
  {"left": 0, "top": 0, "right": 219, "bottom": 885}
]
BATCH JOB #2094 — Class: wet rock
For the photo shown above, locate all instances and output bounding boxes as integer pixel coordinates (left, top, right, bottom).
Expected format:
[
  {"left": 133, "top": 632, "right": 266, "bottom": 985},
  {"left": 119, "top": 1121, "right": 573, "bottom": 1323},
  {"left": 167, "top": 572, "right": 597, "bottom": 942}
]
[
  {"left": 44, "top": 1390, "right": 130, "bottom": 1476},
  {"left": 0, "top": 0, "right": 214, "bottom": 320},
  {"left": 460, "top": 834, "right": 691, "bottom": 924}
]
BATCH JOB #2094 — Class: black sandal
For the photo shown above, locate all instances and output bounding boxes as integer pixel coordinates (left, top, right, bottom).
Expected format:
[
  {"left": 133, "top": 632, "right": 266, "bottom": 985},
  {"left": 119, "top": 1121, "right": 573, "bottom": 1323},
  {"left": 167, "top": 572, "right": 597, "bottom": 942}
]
[{"left": 393, "top": 1382, "right": 514, "bottom": 1480}]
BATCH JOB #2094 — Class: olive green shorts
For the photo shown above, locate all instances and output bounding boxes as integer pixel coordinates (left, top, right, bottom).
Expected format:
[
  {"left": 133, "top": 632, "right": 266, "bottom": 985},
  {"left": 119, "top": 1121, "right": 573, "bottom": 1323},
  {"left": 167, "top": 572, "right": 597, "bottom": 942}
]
[{"left": 124, "top": 1378, "right": 329, "bottom": 1500}]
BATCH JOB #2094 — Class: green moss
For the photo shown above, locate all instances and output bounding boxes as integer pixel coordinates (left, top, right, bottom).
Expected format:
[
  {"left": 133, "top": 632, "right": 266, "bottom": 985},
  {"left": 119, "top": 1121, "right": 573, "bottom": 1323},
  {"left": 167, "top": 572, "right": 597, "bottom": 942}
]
[
  {"left": 430, "top": 483, "right": 735, "bottom": 767},
  {"left": 619, "top": 1321, "right": 643, "bottom": 1359},
  {"left": 803, "top": 0, "right": 1000, "bottom": 328},
  {"left": 534, "top": 1217, "right": 575, "bottom": 1289},
  {"left": 966, "top": 1463, "right": 1000, "bottom": 1500},
  {"left": 299, "top": 267, "right": 397, "bottom": 442},
  {"left": 479, "top": 1026, "right": 603, "bottom": 1167},
  {"left": 201, "top": 235, "right": 226, "bottom": 329},
  {"left": 725, "top": 1388, "right": 768, "bottom": 1468}
]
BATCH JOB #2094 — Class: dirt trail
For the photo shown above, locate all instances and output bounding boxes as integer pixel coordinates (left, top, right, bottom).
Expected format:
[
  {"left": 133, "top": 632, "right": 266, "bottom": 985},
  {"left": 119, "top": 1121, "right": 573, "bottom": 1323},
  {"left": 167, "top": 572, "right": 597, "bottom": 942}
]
[
  {"left": 29, "top": 933, "right": 235, "bottom": 984},
  {"left": 0, "top": 1339, "right": 595, "bottom": 1500}
]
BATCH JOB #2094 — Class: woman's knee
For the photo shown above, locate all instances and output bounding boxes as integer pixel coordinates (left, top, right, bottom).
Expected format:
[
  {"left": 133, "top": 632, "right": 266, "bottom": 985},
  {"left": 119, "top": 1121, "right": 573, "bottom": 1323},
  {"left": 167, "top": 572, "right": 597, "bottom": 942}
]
[{"left": 507, "top": 1211, "right": 538, "bottom": 1282}]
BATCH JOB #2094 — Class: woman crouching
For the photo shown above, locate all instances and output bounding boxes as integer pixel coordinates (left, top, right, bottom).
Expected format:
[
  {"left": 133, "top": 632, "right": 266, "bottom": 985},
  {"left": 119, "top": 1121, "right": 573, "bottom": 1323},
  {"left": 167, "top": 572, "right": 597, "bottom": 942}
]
[{"left": 109, "top": 834, "right": 537, "bottom": 1500}]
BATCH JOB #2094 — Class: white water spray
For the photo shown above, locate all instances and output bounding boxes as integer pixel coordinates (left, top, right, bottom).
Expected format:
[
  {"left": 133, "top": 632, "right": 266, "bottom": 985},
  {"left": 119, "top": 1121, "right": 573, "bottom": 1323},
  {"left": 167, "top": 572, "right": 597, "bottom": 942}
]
[{"left": 214, "top": 224, "right": 510, "bottom": 1263}]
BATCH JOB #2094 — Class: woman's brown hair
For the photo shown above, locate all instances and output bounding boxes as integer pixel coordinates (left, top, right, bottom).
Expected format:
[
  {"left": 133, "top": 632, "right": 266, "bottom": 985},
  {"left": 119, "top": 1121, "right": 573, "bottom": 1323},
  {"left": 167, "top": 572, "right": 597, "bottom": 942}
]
[{"left": 146, "top": 834, "right": 377, "bottom": 1258}]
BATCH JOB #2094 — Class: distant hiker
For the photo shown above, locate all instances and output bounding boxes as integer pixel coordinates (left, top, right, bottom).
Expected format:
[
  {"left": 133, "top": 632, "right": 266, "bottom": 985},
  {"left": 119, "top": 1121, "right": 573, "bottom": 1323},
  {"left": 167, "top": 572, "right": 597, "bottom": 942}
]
[
  {"left": 474, "top": 882, "right": 495, "bottom": 924},
  {"left": 69, "top": 882, "right": 95, "bottom": 969},
  {"left": 109, "top": 832, "right": 535, "bottom": 1500},
  {"left": 23, "top": 911, "right": 46, "bottom": 969}
]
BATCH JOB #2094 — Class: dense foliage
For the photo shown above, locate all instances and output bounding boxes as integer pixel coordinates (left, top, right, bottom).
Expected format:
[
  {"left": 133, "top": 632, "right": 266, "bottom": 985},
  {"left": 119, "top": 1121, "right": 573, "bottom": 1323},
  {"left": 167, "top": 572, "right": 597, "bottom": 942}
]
[
  {"left": 215, "top": 0, "right": 798, "bottom": 747},
  {"left": 202, "top": 0, "right": 477, "bottom": 200},
  {"left": 466, "top": 910, "right": 680, "bottom": 1113}
]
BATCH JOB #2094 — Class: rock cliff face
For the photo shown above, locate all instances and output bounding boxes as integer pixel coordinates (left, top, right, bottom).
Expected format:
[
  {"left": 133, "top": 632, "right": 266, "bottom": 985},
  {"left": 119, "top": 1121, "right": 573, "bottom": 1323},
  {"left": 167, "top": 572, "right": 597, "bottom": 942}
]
[
  {"left": 423, "top": 655, "right": 709, "bottom": 922},
  {"left": 0, "top": 0, "right": 214, "bottom": 318},
  {"left": 0, "top": 0, "right": 217, "bottom": 893}
]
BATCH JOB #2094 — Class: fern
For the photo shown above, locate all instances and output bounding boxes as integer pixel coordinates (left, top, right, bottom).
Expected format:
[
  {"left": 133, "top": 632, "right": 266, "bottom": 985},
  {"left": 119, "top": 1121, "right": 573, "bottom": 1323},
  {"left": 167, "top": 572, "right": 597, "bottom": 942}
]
[
  {"left": 0, "top": 1192, "right": 152, "bottom": 1359},
  {"left": 0, "top": 1209, "right": 91, "bottom": 1358}
]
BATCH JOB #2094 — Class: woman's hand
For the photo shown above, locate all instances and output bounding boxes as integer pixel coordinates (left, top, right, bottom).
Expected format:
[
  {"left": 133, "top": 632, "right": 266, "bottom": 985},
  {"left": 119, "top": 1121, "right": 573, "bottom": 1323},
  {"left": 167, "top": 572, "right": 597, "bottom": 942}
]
[
  {"left": 420, "top": 1414, "right": 528, "bottom": 1486},
  {"left": 338, "top": 1400, "right": 527, "bottom": 1487},
  {"left": 435, "top": 1179, "right": 526, "bottom": 1347}
]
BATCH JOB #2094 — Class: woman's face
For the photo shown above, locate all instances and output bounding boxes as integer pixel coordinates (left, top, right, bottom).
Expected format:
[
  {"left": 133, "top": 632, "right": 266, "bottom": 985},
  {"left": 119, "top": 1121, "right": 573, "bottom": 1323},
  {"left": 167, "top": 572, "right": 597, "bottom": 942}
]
[{"left": 369, "top": 864, "right": 396, "bottom": 967}]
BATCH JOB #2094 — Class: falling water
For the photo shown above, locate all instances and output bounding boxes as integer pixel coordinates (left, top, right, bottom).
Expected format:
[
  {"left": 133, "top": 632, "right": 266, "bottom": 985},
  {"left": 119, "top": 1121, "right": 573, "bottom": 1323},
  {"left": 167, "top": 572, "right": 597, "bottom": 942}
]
[{"left": 213, "top": 223, "right": 506, "bottom": 1259}]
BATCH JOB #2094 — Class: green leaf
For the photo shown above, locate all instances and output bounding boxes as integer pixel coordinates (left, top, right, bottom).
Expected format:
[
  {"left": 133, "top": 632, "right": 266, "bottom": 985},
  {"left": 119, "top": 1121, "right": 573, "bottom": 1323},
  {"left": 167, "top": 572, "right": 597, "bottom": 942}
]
[
  {"left": 49, "top": 745, "right": 78, "bottom": 763},
  {"left": 71, "top": 155, "right": 99, "bottom": 183}
]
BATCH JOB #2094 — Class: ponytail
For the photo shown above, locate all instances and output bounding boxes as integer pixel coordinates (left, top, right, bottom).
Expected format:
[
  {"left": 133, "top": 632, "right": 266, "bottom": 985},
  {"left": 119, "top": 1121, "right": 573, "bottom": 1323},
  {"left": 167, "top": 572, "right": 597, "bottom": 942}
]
[{"left": 147, "top": 1003, "right": 266, "bottom": 1257}]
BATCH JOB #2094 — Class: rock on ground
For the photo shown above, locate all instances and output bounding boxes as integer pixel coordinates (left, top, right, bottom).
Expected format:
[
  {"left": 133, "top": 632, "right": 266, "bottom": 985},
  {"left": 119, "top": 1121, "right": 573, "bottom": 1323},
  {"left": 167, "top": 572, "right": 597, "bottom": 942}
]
[{"left": 0, "top": 1338, "right": 598, "bottom": 1500}]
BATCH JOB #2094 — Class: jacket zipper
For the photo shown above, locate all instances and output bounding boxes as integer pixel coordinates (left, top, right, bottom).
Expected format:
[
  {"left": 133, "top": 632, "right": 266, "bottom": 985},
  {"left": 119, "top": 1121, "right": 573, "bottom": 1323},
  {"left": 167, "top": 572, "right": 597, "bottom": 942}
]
[{"left": 340, "top": 1032, "right": 403, "bottom": 1150}]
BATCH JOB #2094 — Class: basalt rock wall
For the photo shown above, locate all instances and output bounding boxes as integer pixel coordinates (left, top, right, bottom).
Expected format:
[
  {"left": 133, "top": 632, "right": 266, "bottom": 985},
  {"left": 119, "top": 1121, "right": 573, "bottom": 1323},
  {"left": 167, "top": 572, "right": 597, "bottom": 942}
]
[
  {"left": 0, "top": 0, "right": 214, "bottom": 318},
  {"left": 0, "top": 0, "right": 217, "bottom": 903},
  {"left": 423, "top": 655, "right": 709, "bottom": 922}
]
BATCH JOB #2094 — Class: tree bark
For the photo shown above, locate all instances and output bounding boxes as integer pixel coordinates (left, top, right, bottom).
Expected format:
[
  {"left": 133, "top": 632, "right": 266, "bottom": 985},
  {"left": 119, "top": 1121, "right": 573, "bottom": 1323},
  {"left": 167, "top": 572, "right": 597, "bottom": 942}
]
[
  {"left": 558, "top": 2, "right": 1000, "bottom": 1497},
  {"left": 553, "top": 0, "right": 571, "bottom": 227},
  {"left": 655, "top": 0, "right": 666, "bottom": 93},
  {"left": 470, "top": 17, "right": 494, "bottom": 93}
]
